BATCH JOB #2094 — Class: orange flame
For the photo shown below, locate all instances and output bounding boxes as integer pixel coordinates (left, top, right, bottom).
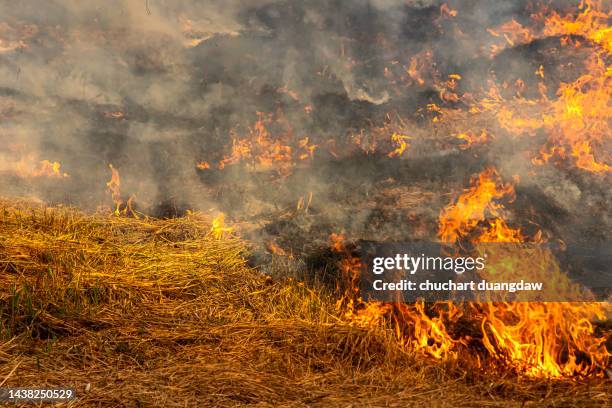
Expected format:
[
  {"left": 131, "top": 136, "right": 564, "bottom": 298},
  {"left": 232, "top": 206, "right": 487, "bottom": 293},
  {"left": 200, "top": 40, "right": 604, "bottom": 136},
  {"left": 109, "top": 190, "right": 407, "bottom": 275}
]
[
  {"left": 439, "top": 1, "right": 612, "bottom": 173},
  {"left": 106, "top": 164, "right": 122, "bottom": 216},
  {"left": 477, "top": 301, "right": 608, "bottom": 377},
  {"left": 439, "top": 168, "right": 609, "bottom": 377},
  {"left": 334, "top": 167, "right": 608, "bottom": 377},
  {"left": 196, "top": 161, "right": 211, "bottom": 170},
  {"left": 406, "top": 49, "right": 436, "bottom": 87},
  {"left": 455, "top": 130, "right": 490, "bottom": 150},
  {"left": 537, "top": 53, "right": 610, "bottom": 172},
  {"left": 438, "top": 168, "right": 517, "bottom": 243},
  {"left": 330, "top": 233, "right": 460, "bottom": 360},
  {"left": 4, "top": 153, "right": 69, "bottom": 179},
  {"left": 215, "top": 113, "right": 316, "bottom": 174},
  {"left": 542, "top": 0, "right": 611, "bottom": 54}
]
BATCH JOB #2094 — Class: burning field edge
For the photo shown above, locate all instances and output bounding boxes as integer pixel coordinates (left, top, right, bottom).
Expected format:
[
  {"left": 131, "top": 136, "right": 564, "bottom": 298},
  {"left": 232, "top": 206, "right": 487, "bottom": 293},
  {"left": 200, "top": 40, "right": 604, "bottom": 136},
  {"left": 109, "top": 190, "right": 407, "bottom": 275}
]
[{"left": 0, "top": 199, "right": 609, "bottom": 407}]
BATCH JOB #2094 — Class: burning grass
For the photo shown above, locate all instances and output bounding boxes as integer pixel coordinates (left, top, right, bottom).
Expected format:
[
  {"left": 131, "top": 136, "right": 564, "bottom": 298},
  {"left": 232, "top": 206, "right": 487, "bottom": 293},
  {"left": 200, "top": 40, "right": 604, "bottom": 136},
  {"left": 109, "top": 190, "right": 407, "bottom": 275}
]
[{"left": 0, "top": 199, "right": 609, "bottom": 407}]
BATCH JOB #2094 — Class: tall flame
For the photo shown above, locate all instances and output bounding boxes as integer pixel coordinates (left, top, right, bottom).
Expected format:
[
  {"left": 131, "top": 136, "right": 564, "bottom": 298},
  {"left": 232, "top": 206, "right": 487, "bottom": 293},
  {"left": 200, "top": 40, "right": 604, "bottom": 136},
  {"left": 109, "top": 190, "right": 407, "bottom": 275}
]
[
  {"left": 106, "top": 164, "right": 122, "bottom": 216},
  {"left": 439, "top": 168, "right": 609, "bottom": 377}
]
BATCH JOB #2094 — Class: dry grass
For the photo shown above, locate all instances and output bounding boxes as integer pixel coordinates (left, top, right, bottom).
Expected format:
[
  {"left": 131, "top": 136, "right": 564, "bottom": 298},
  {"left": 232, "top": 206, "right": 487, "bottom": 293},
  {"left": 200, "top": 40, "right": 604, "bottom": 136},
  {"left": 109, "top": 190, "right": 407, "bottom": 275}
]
[{"left": 0, "top": 199, "right": 609, "bottom": 407}]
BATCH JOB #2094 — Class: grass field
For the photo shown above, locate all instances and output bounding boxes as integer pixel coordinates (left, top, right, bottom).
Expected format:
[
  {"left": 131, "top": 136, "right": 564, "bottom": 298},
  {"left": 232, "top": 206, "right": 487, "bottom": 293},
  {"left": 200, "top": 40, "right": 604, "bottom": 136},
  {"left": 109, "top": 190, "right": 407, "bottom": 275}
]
[{"left": 0, "top": 200, "right": 609, "bottom": 407}]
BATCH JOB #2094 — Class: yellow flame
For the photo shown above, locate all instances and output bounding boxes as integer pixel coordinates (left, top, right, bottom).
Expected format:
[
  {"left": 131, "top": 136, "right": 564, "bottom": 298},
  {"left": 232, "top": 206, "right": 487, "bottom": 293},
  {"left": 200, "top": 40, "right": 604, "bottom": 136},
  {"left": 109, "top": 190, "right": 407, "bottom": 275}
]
[
  {"left": 210, "top": 213, "right": 233, "bottom": 239},
  {"left": 106, "top": 164, "right": 122, "bottom": 216}
]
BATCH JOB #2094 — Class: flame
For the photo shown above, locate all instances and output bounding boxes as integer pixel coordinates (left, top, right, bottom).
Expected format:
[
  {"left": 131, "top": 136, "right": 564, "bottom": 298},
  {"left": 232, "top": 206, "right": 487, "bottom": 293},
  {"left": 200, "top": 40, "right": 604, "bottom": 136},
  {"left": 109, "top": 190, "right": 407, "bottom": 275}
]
[
  {"left": 537, "top": 53, "right": 610, "bottom": 172},
  {"left": 473, "top": 218, "right": 523, "bottom": 243},
  {"left": 434, "top": 1, "right": 612, "bottom": 173},
  {"left": 542, "top": 0, "right": 611, "bottom": 54},
  {"left": 210, "top": 213, "right": 233, "bottom": 239},
  {"left": 10, "top": 0, "right": 608, "bottom": 380},
  {"left": 204, "top": 109, "right": 415, "bottom": 172},
  {"left": 106, "top": 164, "right": 122, "bottom": 216},
  {"left": 297, "top": 137, "right": 317, "bottom": 161},
  {"left": 41, "top": 160, "right": 65, "bottom": 177},
  {"left": 439, "top": 4, "right": 457, "bottom": 19},
  {"left": 105, "top": 165, "right": 137, "bottom": 216},
  {"left": 477, "top": 301, "right": 608, "bottom": 377},
  {"left": 406, "top": 49, "right": 435, "bottom": 87},
  {"left": 10, "top": 158, "right": 68, "bottom": 179},
  {"left": 387, "top": 133, "right": 411, "bottom": 158},
  {"left": 333, "top": 167, "right": 608, "bottom": 377},
  {"left": 439, "top": 168, "right": 609, "bottom": 377},
  {"left": 25, "top": 159, "right": 68, "bottom": 178},
  {"left": 455, "top": 130, "right": 490, "bottom": 150},
  {"left": 214, "top": 112, "right": 316, "bottom": 173},
  {"left": 487, "top": 19, "right": 535, "bottom": 56},
  {"left": 330, "top": 233, "right": 460, "bottom": 360},
  {"left": 438, "top": 168, "right": 517, "bottom": 243},
  {"left": 267, "top": 241, "right": 289, "bottom": 257},
  {"left": 178, "top": 15, "right": 240, "bottom": 48}
]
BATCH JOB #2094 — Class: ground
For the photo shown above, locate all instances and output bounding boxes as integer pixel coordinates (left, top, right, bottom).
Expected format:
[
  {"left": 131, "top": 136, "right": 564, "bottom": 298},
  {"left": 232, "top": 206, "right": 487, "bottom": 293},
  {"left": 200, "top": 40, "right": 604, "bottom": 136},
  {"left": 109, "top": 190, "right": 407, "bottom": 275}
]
[{"left": 0, "top": 200, "right": 608, "bottom": 407}]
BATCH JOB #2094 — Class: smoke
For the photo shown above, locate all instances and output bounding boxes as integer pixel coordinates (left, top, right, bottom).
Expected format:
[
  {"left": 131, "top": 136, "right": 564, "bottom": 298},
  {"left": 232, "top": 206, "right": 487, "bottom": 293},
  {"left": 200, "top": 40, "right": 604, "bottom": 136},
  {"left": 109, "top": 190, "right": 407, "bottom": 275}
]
[{"left": 0, "top": 1, "right": 608, "bottom": 253}]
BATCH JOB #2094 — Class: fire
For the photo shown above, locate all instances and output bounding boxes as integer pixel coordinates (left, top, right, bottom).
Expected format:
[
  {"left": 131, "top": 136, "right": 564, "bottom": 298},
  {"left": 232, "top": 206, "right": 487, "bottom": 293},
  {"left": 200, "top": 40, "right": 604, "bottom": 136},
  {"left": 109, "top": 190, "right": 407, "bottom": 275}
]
[
  {"left": 214, "top": 112, "right": 316, "bottom": 173},
  {"left": 455, "top": 130, "right": 490, "bottom": 150},
  {"left": 27, "top": 159, "right": 68, "bottom": 178},
  {"left": 406, "top": 49, "right": 435, "bottom": 87},
  {"left": 39, "top": 160, "right": 67, "bottom": 177},
  {"left": 1, "top": 151, "right": 69, "bottom": 179},
  {"left": 267, "top": 241, "right": 289, "bottom": 257},
  {"left": 106, "top": 164, "right": 123, "bottom": 216},
  {"left": 297, "top": 137, "right": 317, "bottom": 161},
  {"left": 538, "top": 2, "right": 610, "bottom": 172},
  {"left": 438, "top": 168, "right": 517, "bottom": 243},
  {"left": 487, "top": 19, "right": 534, "bottom": 56},
  {"left": 5, "top": 0, "right": 609, "bottom": 383},
  {"left": 477, "top": 301, "right": 608, "bottom": 378},
  {"left": 210, "top": 213, "right": 233, "bottom": 240},
  {"left": 201, "top": 110, "right": 416, "bottom": 173},
  {"left": 440, "top": 168, "right": 609, "bottom": 377},
  {"left": 218, "top": 138, "right": 252, "bottom": 170},
  {"left": 426, "top": 1, "right": 611, "bottom": 173},
  {"left": 105, "top": 165, "right": 136, "bottom": 217},
  {"left": 178, "top": 15, "right": 240, "bottom": 48},
  {"left": 542, "top": 0, "right": 611, "bottom": 54},
  {"left": 537, "top": 53, "right": 610, "bottom": 172},
  {"left": 474, "top": 218, "right": 525, "bottom": 244},
  {"left": 330, "top": 233, "right": 460, "bottom": 360},
  {"left": 439, "top": 3, "right": 457, "bottom": 19},
  {"left": 387, "top": 133, "right": 411, "bottom": 158},
  {"left": 334, "top": 167, "right": 608, "bottom": 378}
]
